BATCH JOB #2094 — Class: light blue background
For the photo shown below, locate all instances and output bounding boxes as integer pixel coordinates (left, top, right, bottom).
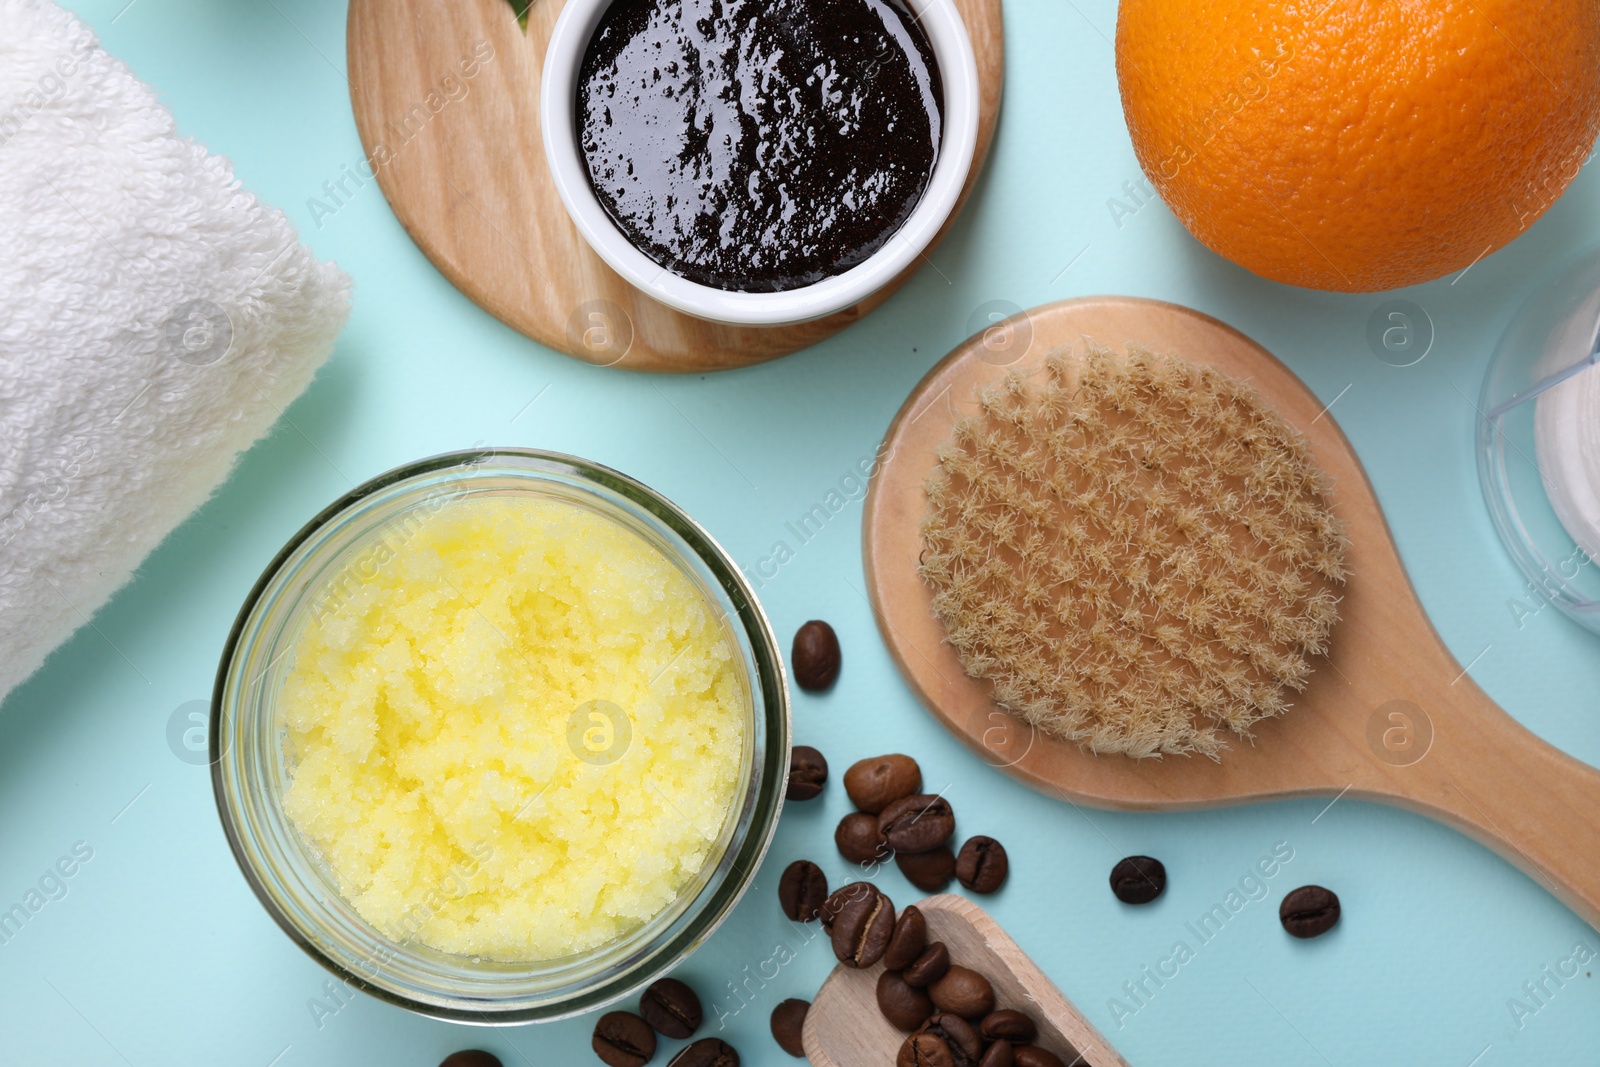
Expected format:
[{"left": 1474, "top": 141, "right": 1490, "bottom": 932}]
[{"left": 5, "top": 1, "right": 1598, "bottom": 1063}]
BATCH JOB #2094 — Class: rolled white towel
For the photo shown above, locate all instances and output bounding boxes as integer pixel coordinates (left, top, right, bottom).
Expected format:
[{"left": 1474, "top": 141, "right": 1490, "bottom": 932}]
[{"left": 0, "top": 0, "right": 351, "bottom": 703}]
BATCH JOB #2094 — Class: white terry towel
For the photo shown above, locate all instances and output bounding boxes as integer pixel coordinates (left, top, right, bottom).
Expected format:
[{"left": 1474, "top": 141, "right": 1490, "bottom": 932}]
[{"left": 0, "top": 0, "right": 351, "bottom": 703}]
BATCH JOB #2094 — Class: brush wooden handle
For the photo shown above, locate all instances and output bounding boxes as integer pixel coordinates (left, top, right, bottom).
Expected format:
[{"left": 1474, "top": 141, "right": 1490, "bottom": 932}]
[{"left": 1375, "top": 674, "right": 1600, "bottom": 930}]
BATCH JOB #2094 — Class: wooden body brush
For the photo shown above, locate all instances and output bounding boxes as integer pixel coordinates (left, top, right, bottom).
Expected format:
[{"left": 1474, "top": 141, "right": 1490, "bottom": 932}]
[{"left": 864, "top": 297, "right": 1600, "bottom": 929}]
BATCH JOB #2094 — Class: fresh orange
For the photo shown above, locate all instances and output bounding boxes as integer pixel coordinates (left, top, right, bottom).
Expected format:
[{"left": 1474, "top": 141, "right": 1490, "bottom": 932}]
[{"left": 1115, "top": 1, "right": 1600, "bottom": 292}]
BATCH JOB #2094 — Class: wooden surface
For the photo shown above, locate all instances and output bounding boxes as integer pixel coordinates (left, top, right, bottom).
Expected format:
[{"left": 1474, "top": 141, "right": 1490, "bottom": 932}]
[
  {"left": 345, "top": 0, "right": 1004, "bottom": 373},
  {"left": 803, "top": 894, "right": 1129, "bottom": 1067},
  {"left": 863, "top": 296, "right": 1600, "bottom": 931}
]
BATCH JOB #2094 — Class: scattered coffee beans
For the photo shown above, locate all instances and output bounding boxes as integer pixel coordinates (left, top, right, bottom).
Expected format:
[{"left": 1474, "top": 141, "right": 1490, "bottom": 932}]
[
  {"left": 979, "top": 1010, "right": 1037, "bottom": 1044},
  {"left": 897, "top": 845, "right": 957, "bottom": 892},
  {"left": 1279, "top": 885, "right": 1341, "bottom": 938},
  {"left": 593, "top": 1011, "right": 656, "bottom": 1067},
  {"left": 787, "top": 746, "right": 828, "bottom": 801},
  {"left": 770, "top": 998, "right": 809, "bottom": 1058},
  {"left": 1012, "top": 1046, "right": 1065, "bottom": 1067},
  {"left": 835, "top": 811, "right": 890, "bottom": 864},
  {"left": 902, "top": 941, "right": 951, "bottom": 987},
  {"left": 979, "top": 1040, "right": 1014, "bottom": 1067},
  {"left": 877, "top": 969, "right": 937, "bottom": 1031},
  {"left": 640, "top": 977, "right": 702, "bottom": 1040},
  {"left": 879, "top": 794, "right": 956, "bottom": 853},
  {"left": 831, "top": 884, "right": 896, "bottom": 968},
  {"left": 843, "top": 754, "right": 923, "bottom": 813},
  {"left": 929, "top": 965, "right": 995, "bottom": 1019},
  {"left": 883, "top": 905, "right": 928, "bottom": 970},
  {"left": 792, "top": 620, "right": 841, "bottom": 691},
  {"left": 821, "top": 880, "right": 875, "bottom": 932},
  {"left": 955, "top": 836, "right": 1008, "bottom": 894},
  {"left": 1109, "top": 855, "right": 1166, "bottom": 904},
  {"left": 440, "top": 1053, "right": 502, "bottom": 1067},
  {"left": 778, "top": 860, "right": 829, "bottom": 922},
  {"left": 668, "top": 1037, "right": 740, "bottom": 1067}
]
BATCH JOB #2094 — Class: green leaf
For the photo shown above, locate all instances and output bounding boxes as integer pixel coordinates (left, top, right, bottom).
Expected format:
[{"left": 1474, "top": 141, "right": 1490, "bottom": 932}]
[{"left": 504, "top": 0, "right": 531, "bottom": 31}]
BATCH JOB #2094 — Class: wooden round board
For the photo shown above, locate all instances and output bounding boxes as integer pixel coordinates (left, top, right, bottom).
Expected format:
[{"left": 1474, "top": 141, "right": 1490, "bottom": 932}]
[
  {"left": 861, "top": 297, "right": 1600, "bottom": 939},
  {"left": 346, "top": 0, "right": 1004, "bottom": 373}
]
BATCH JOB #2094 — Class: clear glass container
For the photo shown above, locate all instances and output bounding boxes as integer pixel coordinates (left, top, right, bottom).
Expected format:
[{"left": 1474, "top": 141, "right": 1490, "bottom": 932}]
[
  {"left": 210, "top": 449, "right": 789, "bottom": 1023},
  {"left": 1478, "top": 245, "right": 1600, "bottom": 634}
]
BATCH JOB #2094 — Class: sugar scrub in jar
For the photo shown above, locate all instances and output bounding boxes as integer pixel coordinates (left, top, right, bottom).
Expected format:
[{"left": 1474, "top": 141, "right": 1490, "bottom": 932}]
[{"left": 275, "top": 489, "right": 748, "bottom": 962}]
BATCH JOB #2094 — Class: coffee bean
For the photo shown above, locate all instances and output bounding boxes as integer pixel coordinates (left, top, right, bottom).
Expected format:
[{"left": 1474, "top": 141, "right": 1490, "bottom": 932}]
[
  {"left": 593, "top": 1011, "right": 656, "bottom": 1067},
  {"left": 897, "top": 1033, "right": 955, "bottom": 1067},
  {"left": 836, "top": 811, "right": 890, "bottom": 864},
  {"left": 640, "top": 977, "right": 702, "bottom": 1040},
  {"left": 1109, "top": 855, "right": 1166, "bottom": 904},
  {"left": 979, "top": 1009, "right": 1037, "bottom": 1044},
  {"left": 769, "top": 998, "right": 809, "bottom": 1058},
  {"left": 880, "top": 794, "right": 956, "bottom": 854},
  {"left": 929, "top": 965, "right": 995, "bottom": 1019},
  {"left": 978, "top": 1041, "right": 1014, "bottom": 1067},
  {"left": 883, "top": 904, "right": 928, "bottom": 970},
  {"left": 792, "top": 620, "right": 841, "bottom": 691},
  {"left": 843, "top": 754, "right": 923, "bottom": 813},
  {"left": 821, "top": 880, "right": 876, "bottom": 932},
  {"left": 909, "top": 1013, "right": 982, "bottom": 1067},
  {"left": 955, "top": 836, "right": 1008, "bottom": 894},
  {"left": 877, "top": 969, "right": 936, "bottom": 1031},
  {"left": 1279, "top": 885, "right": 1341, "bottom": 938},
  {"left": 1012, "top": 1047, "right": 1066, "bottom": 1067},
  {"left": 787, "top": 745, "right": 828, "bottom": 801},
  {"left": 831, "top": 885, "right": 896, "bottom": 968},
  {"left": 897, "top": 846, "right": 956, "bottom": 892},
  {"left": 903, "top": 941, "right": 951, "bottom": 987},
  {"left": 440, "top": 1053, "right": 502, "bottom": 1067},
  {"left": 668, "top": 1037, "right": 740, "bottom": 1067},
  {"left": 778, "top": 860, "right": 829, "bottom": 922}
]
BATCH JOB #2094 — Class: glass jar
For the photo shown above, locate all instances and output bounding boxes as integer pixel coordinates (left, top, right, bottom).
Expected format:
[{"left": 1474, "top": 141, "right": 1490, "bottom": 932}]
[
  {"left": 1478, "top": 244, "right": 1600, "bottom": 635},
  {"left": 210, "top": 448, "right": 789, "bottom": 1022}
]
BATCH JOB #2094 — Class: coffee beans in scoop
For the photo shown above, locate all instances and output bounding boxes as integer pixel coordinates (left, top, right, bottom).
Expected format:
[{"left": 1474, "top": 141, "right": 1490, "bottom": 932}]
[
  {"left": 956, "top": 836, "right": 1008, "bottom": 893},
  {"left": 979, "top": 1040, "right": 1015, "bottom": 1067},
  {"left": 640, "top": 977, "right": 703, "bottom": 1040},
  {"left": 902, "top": 940, "right": 950, "bottom": 987},
  {"left": 770, "top": 998, "right": 809, "bottom": 1057},
  {"left": 1279, "top": 885, "right": 1341, "bottom": 938},
  {"left": 440, "top": 1053, "right": 502, "bottom": 1067},
  {"left": 778, "top": 859, "right": 828, "bottom": 922},
  {"left": 1109, "top": 855, "right": 1166, "bottom": 904},
  {"left": 929, "top": 965, "right": 995, "bottom": 1019},
  {"left": 792, "top": 620, "right": 841, "bottom": 691},
  {"left": 668, "top": 1037, "right": 739, "bottom": 1067},
  {"left": 593, "top": 1011, "right": 656, "bottom": 1067},
  {"left": 877, "top": 969, "right": 936, "bottom": 1031},
  {"left": 787, "top": 745, "right": 828, "bottom": 801},
  {"left": 1012, "top": 1047, "right": 1066, "bottom": 1067},
  {"left": 883, "top": 905, "right": 928, "bottom": 970}
]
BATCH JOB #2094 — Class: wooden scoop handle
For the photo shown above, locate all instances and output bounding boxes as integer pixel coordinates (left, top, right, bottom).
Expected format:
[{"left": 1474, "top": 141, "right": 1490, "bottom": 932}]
[{"left": 1367, "top": 674, "right": 1600, "bottom": 930}]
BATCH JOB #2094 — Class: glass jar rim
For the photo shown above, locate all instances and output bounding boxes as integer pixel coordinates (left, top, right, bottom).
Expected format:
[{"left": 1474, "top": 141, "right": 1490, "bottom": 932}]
[{"left": 209, "top": 448, "right": 789, "bottom": 1023}]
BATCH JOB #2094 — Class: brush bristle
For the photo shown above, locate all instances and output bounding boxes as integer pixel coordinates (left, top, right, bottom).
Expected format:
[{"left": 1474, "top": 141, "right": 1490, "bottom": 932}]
[{"left": 920, "top": 343, "right": 1348, "bottom": 759}]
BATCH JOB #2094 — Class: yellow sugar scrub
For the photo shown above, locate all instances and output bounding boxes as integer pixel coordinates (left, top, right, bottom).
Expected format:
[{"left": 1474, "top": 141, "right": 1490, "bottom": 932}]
[{"left": 276, "top": 493, "right": 747, "bottom": 962}]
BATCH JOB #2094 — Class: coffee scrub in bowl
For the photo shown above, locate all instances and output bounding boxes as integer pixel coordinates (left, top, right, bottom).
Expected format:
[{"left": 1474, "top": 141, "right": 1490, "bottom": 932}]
[{"left": 211, "top": 449, "right": 788, "bottom": 1022}]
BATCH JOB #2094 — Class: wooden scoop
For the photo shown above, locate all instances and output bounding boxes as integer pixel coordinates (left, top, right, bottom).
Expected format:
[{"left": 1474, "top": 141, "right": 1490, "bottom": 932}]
[
  {"left": 803, "top": 894, "right": 1129, "bottom": 1067},
  {"left": 863, "top": 296, "right": 1600, "bottom": 930}
]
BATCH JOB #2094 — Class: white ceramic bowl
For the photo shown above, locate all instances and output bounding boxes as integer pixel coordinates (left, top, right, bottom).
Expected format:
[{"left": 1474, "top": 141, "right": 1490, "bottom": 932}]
[{"left": 541, "top": 0, "right": 980, "bottom": 327}]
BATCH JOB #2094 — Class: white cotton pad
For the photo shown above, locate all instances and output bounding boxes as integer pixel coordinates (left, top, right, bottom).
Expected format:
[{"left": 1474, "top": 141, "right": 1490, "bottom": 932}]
[
  {"left": 1535, "top": 360, "right": 1600, "bottom": 567},
  {"left": 0, "top": 0, "right": 351, "bottom": 702}
]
